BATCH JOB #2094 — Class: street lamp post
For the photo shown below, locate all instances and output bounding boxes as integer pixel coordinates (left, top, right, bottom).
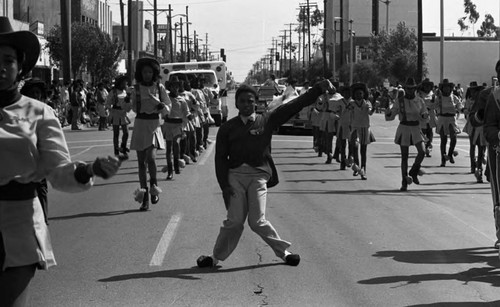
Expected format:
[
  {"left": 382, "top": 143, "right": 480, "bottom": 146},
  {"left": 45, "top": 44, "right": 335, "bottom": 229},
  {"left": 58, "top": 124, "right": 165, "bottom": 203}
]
[
  {"left": 380, "top": 0, "right": 390, "bottom": 32},
  {"left": 186, "top": 6, "right": 190, "bottom": 61},
  {"left": 169, "top": 13, "right": 186, "bottom": 62},
  {"left": 333, "top": 17, "right": 342, "bottom": 80},
  {"left": 349, "top": 20, "right": 354, "bottom": 85}
]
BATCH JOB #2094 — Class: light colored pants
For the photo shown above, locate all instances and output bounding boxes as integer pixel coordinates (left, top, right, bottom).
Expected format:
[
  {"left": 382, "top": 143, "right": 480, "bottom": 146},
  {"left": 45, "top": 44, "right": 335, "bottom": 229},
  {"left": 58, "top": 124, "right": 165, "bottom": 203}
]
[{"left": 213, "top": 164, "right": 291, "bottom": 261}]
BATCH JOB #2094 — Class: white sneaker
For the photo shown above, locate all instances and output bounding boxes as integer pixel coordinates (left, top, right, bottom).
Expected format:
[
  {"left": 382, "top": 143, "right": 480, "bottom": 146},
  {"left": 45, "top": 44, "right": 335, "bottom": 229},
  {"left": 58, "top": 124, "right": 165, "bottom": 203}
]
[{"left": 178, "top": 159, "right": 186, "bottom": 168}]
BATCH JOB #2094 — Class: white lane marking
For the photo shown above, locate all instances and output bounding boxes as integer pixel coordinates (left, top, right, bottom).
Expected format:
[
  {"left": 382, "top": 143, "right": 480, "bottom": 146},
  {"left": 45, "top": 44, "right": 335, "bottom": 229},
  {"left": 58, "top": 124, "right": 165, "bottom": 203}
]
[
  {"left": 149, "top": 213, "right": 182, "bottom": 266},
  {"left": 198, "top": 142, "right": 215, "bottom": 165},
  {"left": 72, "top": 146, "right": 96, "bottom": 157},
  {"left": 66, "top": 139, "right": 112, "bottom": 144}
]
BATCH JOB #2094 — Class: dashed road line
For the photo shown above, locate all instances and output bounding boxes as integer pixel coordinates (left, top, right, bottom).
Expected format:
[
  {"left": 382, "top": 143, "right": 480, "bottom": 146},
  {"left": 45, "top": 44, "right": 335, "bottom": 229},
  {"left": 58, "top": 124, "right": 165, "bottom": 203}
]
[{"left": 149, "top": 213, "right": 182, "bottom": 266}]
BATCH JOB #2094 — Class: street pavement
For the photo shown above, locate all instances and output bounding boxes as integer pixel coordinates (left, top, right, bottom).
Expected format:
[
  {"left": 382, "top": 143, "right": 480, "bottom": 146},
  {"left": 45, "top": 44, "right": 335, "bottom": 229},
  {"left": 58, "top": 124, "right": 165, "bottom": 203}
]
[{"left": 28, "top": 94, "right": 500, "bottom": 306}]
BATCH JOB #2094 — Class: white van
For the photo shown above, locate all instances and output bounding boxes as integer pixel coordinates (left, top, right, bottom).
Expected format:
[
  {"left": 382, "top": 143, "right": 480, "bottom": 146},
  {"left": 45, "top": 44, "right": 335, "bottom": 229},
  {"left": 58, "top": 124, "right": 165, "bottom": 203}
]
[{"left": 160, "top": 61, "right": 228, "bottom": 126}]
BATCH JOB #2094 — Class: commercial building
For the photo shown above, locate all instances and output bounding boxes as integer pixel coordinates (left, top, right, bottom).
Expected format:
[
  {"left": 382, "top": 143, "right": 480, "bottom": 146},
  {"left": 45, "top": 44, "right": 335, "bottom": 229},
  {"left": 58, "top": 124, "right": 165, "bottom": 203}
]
[{"left": 325, "top": 0, "right": 498, "bottom": 86}]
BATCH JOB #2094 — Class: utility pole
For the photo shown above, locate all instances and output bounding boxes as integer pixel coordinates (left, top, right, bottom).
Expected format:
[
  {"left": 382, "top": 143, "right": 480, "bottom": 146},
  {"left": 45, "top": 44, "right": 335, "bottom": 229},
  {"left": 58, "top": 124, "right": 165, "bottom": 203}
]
[
  {"left": 280, "top": 29, "right": 288, "bottom": 75},
  {"left": 119, "top": 0, "right": 125, "bottom": 45},
  {"left": 372, "top": 0, "right": 379, "bottom": 35},
  {"left": 284, "top": 23, "right": 295, "bottom": 77},
  {"left": 349, "top": 20, "right": 354, "bottom": 85},
  {"left": 153, "top": 0, "right": 157, "bottom": 58},
  {"left": 380, "top": 0, "right": 390, "bottom": 33},
  {"left": 179, "top": 18, "right": 184, "bottom": 61},
  {"left": 307, "top": 0, "right": 311, "bottom": 65},
  {"left": 417, "top": 0, "right": 423, "bottom": 81},
  {"left": 127, "top": 0, "right": 133, "bottom": 83},
  {"left": 323, "top": 0, "right": 327, "bottom": 77},
  {"left": 186, "top": 6, "right": 190, "bottom": 61},
  {"left": 60, "top": 0, "right": 71, "bottom": 82},
  {"left": 440, "top": 0, "right": 444, "bottom": 82},
  {"left": 340, "top": 0, "right": 344, "bottom": 67},
  {"left": 168, "top": 4, "right": 173, "bottom": 62},
  {"left": 205, "top": 33, "right": 209, "bottom": 61},
  {"left": 194, "top": 30, "right": 198, "bottom": 60}
]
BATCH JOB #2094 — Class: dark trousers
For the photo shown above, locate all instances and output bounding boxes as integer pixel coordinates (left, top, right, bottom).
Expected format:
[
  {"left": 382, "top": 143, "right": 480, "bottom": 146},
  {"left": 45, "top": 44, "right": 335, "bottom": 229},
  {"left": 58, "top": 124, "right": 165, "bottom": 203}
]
[
  {"left": 0, "top": 235, "right": 37, "bottom": 307},
  {"left": 37, "top": 179, "right": 49, "bottom": 225},
  {"left": 487, "top": 145, "right": 500, "bottom": 244},
  {"left": 113, "top": 125, "right": 129, "bottom": 154},
  {"left": 421, "top": 124, "right": 434, "bottom": 149},
  {"left": 166, "top": 138, "right": 180, "bottom": 172}
]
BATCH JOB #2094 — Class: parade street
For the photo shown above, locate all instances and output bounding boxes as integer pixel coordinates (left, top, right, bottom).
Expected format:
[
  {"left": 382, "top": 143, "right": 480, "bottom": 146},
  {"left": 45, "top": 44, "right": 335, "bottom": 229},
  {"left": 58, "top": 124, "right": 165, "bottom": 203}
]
[{"left": 28, "top": 92, "right": 500, "bottom": 306}]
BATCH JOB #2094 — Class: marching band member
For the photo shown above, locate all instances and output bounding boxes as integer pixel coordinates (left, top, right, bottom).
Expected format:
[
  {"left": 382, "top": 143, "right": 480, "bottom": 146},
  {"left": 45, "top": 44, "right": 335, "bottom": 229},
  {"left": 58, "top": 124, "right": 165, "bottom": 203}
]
[
  {"left": 435, "top": 79, "right": 463, "bottom": 167},
  {"left": 385, "top": 78, "right": 428, "bottom": 191},
  {"left": 130, "top": 57, "right": 170, "bottom": 211},
  {"left": 462, "top": 81, "right": 486, "bottom": 182},
  {"left": 348, "top": 82, "right": 376, "bottom": 180},
  {"left": 418, "top": 78, "right": 437, "bottom": 157},
  {"left": 482, "top": 60, "right": 500, "bottom": 249},
  {"left": 0, "top": 17, "right": 120, "bottom": 305}
]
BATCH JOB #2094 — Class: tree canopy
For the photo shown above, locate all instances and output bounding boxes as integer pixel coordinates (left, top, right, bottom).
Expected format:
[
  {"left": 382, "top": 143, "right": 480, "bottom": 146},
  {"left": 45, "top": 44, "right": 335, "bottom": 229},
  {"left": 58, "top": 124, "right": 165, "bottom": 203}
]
[
  {"left": 458, "top": 0, "right": 498, "bottom": 38},
  {"left": 367, "top": 22, "right": 426, "bottom": 85},
  {"left": 47, "top": 22, "right": 123, "bottom": 82}
]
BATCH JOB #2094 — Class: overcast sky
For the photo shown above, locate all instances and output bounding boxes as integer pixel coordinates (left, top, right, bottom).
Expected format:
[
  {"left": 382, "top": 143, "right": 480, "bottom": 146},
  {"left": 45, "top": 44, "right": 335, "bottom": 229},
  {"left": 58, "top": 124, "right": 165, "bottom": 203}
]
[{"left": 108, "top": 0, "right": 499, "bottom": 82}]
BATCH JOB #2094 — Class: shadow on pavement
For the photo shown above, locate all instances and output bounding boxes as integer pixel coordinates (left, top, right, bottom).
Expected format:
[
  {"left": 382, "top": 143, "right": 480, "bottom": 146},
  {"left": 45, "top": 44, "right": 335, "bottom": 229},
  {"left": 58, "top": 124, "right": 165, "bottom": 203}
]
[
  {"left": 358, "top": 247, "right": 500, "bottom": 288},
  {"left": 98, "top": 263, "right": 283, "bottom": 282},
  {"left": 407, "top": 301, "right": 500, "bottom": 306},
  {"left": 49, "top": 209, "right": 139, "bottom": 221}
]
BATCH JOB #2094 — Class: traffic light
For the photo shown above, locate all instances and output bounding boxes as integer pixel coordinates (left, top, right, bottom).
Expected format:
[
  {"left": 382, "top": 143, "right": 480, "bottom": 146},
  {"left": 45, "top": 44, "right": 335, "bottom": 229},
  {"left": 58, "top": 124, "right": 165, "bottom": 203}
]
[
  {"left": 220, "top": 48, "right": 226, "bottom": 62},
  {"left": 275, "top": 52, "right": 279, "bottom": 61}
]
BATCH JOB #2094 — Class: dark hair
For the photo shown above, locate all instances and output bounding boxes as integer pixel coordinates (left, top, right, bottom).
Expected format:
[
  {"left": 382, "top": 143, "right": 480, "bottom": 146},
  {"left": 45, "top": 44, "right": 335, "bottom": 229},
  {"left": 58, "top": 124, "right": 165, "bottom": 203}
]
[
  {"left": 235, "top": 84, "right": 258, "bottom": 101},
  {"left": 114, "top": 75, "right": 128, "bottom": 89},
  {"left": 496, "top": 59, "right": 500, "bottom": 72},
  {"left": 20, "top": 79, "right": 47, "bottom": 100},
  {"left": 134, "top": 61, "right": 160, "bottom": 83}
]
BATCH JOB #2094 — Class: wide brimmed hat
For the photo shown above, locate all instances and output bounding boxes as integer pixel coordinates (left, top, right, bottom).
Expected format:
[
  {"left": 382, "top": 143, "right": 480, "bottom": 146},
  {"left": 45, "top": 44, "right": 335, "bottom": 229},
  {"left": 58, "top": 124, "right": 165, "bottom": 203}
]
[
  {"left": 350, "top": 82, "right": 368, "bottom": 97},
  {"left": 0, "top": 17, "right": 40, "bottom": 78},
  {"left": 439, "top": 78, "right": 454, "bottom": 90},
  {"left": 403, "top": 77, "right": 418, "bottom": 88},
  {"left": 468, "top": 81, "right": 484, "bottom": 93},
  {"left": 135, "top": 57, "right": 160, "bottom": 72},
  {"left": 420, "top": 78, "right": 434, "bottom": 88}
]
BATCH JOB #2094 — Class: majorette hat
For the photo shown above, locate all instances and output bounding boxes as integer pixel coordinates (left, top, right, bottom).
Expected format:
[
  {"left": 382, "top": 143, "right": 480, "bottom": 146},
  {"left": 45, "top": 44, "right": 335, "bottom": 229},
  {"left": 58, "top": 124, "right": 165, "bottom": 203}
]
[
  {"left": 135, "top": 57, "right": 160, "bottom": 72},
  {"left": 439, "top": 78, "right": 454, "bottom": 90},
  {"left": 403, "top": 77, "right": 418, "bottom": 88},
  {"left": 468, "top": 81, "right": 484, "bottom": 93},
  {"left": 0, "top": 17, "right": 40, "bottom": 78},
  {"left": 350, "top": 82, "right": 368, "bottom": 98},
  {"left": 420, "top": 78, "right": 434, "bottom": 88}
]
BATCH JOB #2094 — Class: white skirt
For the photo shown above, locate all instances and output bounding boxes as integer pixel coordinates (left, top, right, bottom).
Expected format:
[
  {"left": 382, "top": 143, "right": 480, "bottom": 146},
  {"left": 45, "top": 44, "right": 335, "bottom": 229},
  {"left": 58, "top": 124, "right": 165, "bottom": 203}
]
[{"left": 0, "top": 198, "right": 55, "bottom": 271}]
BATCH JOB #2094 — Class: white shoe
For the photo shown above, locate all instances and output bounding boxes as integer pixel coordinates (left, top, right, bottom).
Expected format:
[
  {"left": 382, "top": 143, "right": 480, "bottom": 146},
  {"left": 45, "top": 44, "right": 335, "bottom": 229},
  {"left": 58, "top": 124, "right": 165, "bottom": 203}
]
[
  {"left": 150, "top": 184, "right": 162, "bottom": 196},
  {"left": 183, "top": 154, "right": 192, "bottom": 164},
  {"left": 178, "top": 159, "right": 186, "bottom": 168},
  {"left": 133, "top": 188, "right": 146, "bottom": 203}
]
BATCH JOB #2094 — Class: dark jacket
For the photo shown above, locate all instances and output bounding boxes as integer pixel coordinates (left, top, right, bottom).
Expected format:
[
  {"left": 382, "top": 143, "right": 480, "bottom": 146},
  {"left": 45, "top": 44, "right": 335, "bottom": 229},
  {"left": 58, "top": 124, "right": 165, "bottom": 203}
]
[
  {"left": 482, "top": 87, "right": 500, "bottom": 146},
  {"left": 215, "top": 86, "right": 323, "bottom": 189}
]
